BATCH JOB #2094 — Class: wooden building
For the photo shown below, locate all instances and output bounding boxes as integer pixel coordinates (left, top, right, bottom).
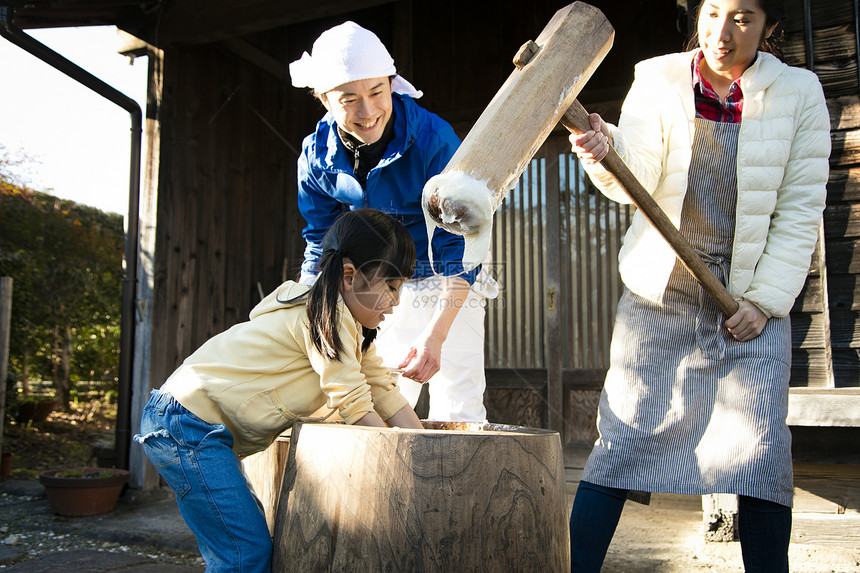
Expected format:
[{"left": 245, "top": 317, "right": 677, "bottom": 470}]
[{"left": 2, "top": 0, "right": 858, "bottom": 510}]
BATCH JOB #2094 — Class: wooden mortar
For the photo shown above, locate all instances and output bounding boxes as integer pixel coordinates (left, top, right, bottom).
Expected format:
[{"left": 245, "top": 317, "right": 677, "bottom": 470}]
[{"left": 272, "top": 419, "right": 568, "bottom": 572}]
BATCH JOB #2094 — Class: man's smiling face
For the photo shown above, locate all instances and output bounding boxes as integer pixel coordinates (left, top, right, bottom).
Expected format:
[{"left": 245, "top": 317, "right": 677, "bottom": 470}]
[{"left": 321, "top": 77, "right": 393, "bottom": 145}]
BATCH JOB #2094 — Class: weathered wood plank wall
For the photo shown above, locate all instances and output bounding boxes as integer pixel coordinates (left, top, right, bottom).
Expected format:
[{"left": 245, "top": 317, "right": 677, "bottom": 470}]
[
  {"left": 148, "top": 4, "right": 401, "bottom": 383},
  {"left": 149, "top": 41, "right": 298, "bottom": 384},
  {"left": 782, "top": 0, "right": 860, "bottom": 388}
]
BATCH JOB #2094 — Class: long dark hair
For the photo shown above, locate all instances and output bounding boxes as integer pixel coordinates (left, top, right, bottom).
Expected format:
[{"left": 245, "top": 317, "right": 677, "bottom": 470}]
[
  {"left": 307, "top": 208, "right": 416, "bottom": 360},
  {"left": 685, "top": 0, "right": 785, "bottom": 60}
]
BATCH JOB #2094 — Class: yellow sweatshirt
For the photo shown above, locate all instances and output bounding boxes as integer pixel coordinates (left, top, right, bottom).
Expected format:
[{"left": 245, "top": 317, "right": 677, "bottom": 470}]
[{"left": 160, "top": 281, "right": 409, "bottom": 457}]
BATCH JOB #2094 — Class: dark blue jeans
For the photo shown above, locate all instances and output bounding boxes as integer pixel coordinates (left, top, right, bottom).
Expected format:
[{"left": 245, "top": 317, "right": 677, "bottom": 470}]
[{"left": 569, "top": 481, "right": 791, "bottom": 572}]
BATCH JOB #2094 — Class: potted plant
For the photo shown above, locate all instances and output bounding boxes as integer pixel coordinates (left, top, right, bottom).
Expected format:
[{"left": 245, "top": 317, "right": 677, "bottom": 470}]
[{"left": 39, "top": 467, "right": 129, "bottom": 516}]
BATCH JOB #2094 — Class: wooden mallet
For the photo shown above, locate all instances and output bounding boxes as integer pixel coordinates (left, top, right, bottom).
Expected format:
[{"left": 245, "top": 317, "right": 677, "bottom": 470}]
[{"left": 422, "top": 1, "right": 739, "bottom": 316}]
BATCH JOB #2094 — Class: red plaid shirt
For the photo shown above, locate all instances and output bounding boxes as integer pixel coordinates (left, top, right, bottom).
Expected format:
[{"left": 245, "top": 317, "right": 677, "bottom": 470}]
[{"left": 693, "top": 51, "right": 744, "bottom": 123}]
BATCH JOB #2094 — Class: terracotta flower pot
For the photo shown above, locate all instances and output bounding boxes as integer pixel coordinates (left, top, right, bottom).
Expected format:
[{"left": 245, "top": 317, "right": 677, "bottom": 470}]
[{"left": 39, "top": 467, "right": 129, "bottom": 516}]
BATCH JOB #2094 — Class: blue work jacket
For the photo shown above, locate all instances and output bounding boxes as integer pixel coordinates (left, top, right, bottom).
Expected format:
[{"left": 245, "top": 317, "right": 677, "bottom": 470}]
[{"left": 297, "top": 93, "right": 479, "bottom": 284}]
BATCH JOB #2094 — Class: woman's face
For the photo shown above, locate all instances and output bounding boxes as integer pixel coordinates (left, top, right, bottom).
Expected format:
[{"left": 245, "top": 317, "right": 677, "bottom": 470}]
[
  {"left": 320, "top": 77, "right": 393, "bottom": 145},
  {"left": 697, "top": 0, "right": 775, "bottom": 84}
]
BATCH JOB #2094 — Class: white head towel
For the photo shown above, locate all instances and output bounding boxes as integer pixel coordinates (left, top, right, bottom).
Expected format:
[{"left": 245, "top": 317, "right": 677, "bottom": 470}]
[{"left": 289, "top": 21, "right": 422, "bottom": 98}]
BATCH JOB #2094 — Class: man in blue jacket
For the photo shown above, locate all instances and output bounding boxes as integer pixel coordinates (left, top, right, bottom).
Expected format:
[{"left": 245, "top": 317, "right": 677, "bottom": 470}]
[{"left": 289, "top": 21, "right": 497, "bottom": 422}]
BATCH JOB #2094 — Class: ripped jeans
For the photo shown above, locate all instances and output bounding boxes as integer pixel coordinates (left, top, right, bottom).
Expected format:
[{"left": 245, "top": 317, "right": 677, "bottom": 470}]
[{"left": 133, "top": 390, "right": 272, "bottom": 573}]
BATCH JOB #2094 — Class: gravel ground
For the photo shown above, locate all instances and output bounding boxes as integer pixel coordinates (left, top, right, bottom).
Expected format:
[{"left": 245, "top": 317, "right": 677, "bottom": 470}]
[
  {"left": 1, "top": 476, "right": 857, "bottom": 572},
  {"left": 0, "top": 479, "right": 203, "bottom": 571},
  {"left": 597, "top": 491, "right": 860, "bottom": 573}
]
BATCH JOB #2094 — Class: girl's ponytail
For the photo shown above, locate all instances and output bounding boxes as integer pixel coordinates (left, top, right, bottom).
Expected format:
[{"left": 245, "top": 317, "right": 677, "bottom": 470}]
[
  {"left": 307, "top": 209, "right": 416, "bottom": 361},
  {"left": 307, "top": 249, "right": 346, "bottom": 360}
]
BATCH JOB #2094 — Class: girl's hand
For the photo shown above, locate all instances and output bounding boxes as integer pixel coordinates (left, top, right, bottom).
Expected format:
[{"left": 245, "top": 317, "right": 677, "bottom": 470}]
[
  {"left": 725, "top": 300, "right": 768, "bottom": 342},
  {"left": 398, "top": 333, "right": 444, "bottom": 384},
  {"left": 569, "top": 113, "right": 612, "bottom": 164}
]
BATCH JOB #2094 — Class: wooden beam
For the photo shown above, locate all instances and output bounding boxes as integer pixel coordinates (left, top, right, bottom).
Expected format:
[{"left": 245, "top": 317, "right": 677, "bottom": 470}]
[
  {"left": 493, "top": 370, "right": 860, "bottom": 426},
  {"left": 794, "top": 461, "right": 860, "bottom": 513},
  {"left": 219, "top": 37, "right": 286, "bottom": 82},
  {"left": 392, "top": 0, "right": 412, "bottom": 82},
  {"left": 485, "top": 368, "right": 545, "bottom": 390},
  {"left": 486, "top": 368, "right": 609, "bottom": 391},
  {"left": 158, "top": 0, "right": 395, "bottom": 45},
  {"left": 116, "top": 29, "right": 151, "bottom": 59},
  {"left": 788, "top": 388, "right": 860, "bottom": 427},
  {"left": 12, "top": 10, "right": 132, "bottom": 30},
  {"left": 563, "top": 368, "right": 607, "bottom": 390}
]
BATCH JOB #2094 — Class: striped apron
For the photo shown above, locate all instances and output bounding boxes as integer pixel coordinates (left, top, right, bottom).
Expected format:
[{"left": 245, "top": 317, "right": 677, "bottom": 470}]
[{"left": 581, "top": 118, "right": 794, "bottom": 507}]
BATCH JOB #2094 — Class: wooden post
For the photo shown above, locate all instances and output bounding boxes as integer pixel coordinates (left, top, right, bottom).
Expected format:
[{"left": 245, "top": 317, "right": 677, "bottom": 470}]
[
  {"left": 703, "top": 493, "right": 738, "bottom": 542},
  {"left": 544, "top": 140, "right": 564, "bottom": 435},
  {"left": 273, "top": 420, "right": 569, "bottom": 571},
  {"left": 0, "top": 277, "right": 12, "bottom": 450},
  {"left": 130, "top": 44, "right": 164, "bottom": 491}
]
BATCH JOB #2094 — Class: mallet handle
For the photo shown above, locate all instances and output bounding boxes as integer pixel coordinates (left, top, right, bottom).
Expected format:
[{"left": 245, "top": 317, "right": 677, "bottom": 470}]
[{"left": 561, "top": 100, "right": 740, "bottom": 317}]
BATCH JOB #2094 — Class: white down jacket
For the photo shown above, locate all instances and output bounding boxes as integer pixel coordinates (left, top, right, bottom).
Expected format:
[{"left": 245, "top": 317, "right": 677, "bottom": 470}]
[{"left": 584, "top": 50, "right": 830, "bottom": 318}]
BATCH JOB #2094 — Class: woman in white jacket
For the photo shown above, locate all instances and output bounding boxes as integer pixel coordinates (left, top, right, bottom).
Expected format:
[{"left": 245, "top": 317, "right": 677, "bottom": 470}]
[{"left": 567, "top": 1, "right": 830, "bottom": 571}]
